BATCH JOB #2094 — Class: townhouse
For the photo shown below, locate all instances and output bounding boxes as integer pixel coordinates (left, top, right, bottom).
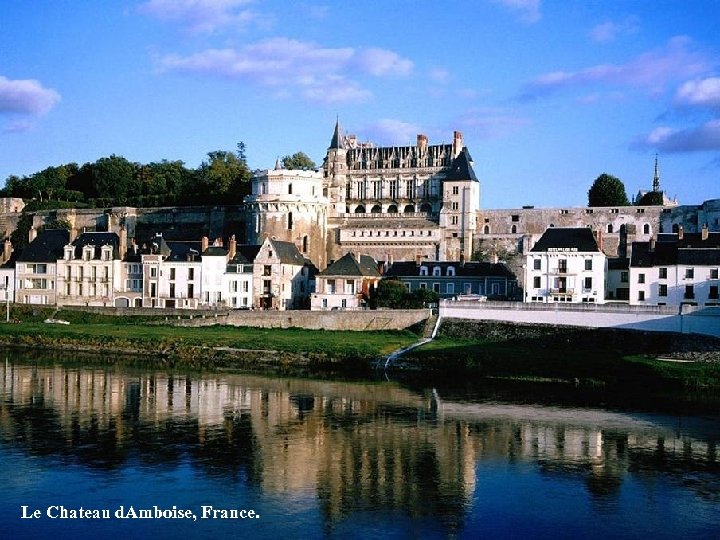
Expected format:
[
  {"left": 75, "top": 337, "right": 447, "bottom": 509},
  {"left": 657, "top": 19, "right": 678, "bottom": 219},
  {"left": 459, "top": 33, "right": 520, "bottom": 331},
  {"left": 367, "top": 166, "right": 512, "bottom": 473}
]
[{"left": 311, "top": 252, "right": 381, "bottom": 310}]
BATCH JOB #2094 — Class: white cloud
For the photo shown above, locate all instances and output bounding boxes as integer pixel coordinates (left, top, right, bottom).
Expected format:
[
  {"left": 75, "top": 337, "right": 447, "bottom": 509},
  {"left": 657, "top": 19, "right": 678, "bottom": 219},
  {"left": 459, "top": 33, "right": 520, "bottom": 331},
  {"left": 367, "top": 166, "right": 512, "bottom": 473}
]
[
  {"left": 355, "top": 48, "right": 413, "bottom": 77},
  {"left": 0, "top": 76, "right": 60, "bottom": 116},
  {"left": 138, "top": 0, "right": 257, "bottom": 34},
  {"left": 361, "top": 119, "right": 424, "bottom": 146},
  {"left": 675, "top": 77, "right": 720, "bottom": 108},
  {"left": 589, "top": 18, "right": 639, "bottom": 43},
  {"left": 637, "top": 120, "right": 720, "bottom": 153},
  {"left": 157, "top": 38, "right": 413, "bottom": 104},
  {"left": 520, "top": 36, "right": 710, "bottom": 100},
  {"left": 493, "top": 0, "right": 541, "bottom": 24},
  {"left": 453, "top": 107, "right": 530, "bottom": 139}
]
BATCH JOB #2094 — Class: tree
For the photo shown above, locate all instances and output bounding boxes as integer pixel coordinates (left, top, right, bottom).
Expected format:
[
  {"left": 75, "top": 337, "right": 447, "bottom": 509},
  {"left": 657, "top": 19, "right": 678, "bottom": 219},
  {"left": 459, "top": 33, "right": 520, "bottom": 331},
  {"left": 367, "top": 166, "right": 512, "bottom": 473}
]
[
  {"left": 196, "top": 150, "right": 252, "bottom": 202},
  {"left": 282, "top": 152, "right": 317, "bottom": 170},
  {"left": 588, "top": 173, "right": 629, "bottom": 207},
  {"left": 91, "top": 155, "right": 137, "bottom": 201},
  {"left": 372, "top": 279, "right": 411, "bottom": 309},
  {"left": 638, "top": 191, "right": 664, "bottom": 206}
]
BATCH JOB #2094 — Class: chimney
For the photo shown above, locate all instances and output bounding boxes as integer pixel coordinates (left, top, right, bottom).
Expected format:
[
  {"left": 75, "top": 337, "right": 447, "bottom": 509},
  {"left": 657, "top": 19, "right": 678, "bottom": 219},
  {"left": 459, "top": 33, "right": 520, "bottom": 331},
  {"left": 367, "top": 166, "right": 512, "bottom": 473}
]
[
  {"left": 201, "top": 236, "right": 209, "bottom": 253},
  {"left": 29, "top": 226, "right": 37, "bottom": 243},
  {"left": 229, "top": 234, "right": 237, "bottom": 260},
  {"left": 460, "top": 252, "right": 465, "bottom": 266},
  {"left": 119, "top": 226, "right": 127, "bottom": 259},
  {"left": 452, "top": 130, "right": 464, "bottom": 157},
  {"left": 678, "top": 226, "right": 684, "bottom": 240},
  {"left": 594, "top": 228, "right": 603, "bottom": 253},
  {"left": 417, "top": 134, "right": 428, "bottom": 154},
  {"left": 3, "top": 238, "right": 11, "bottom": 263},
  {"left": 649, "top": 237, "right": 656, "bottom": 252},
  {"left": 702, "top": 224, "right": 709, "bottom": 241},
  {"left": 415, "top": 253, "right": 422, "bottom": 266}
]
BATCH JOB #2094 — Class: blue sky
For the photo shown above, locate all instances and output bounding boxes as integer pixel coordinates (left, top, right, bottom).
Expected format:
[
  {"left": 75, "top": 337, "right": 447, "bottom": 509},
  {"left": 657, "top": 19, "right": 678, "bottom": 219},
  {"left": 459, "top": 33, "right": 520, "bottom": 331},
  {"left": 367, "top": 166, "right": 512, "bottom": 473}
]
[{"left": 1, "top": 0, "right": 718, "bottom": 209}]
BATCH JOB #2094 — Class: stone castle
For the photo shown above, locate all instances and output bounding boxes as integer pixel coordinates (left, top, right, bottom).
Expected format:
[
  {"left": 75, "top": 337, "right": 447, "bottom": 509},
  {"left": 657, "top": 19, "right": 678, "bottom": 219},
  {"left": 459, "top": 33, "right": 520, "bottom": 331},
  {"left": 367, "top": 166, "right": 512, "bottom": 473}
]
[{"left": 3, "top": 120, "right": 719, "bottom": 273}]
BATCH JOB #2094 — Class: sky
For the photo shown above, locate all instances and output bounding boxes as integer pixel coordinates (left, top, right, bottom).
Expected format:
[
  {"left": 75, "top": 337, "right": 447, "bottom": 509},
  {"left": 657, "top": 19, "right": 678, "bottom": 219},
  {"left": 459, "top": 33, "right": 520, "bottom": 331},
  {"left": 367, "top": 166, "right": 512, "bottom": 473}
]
[{"left": 1, "top": 0, "right": 719, "bottom": 209}]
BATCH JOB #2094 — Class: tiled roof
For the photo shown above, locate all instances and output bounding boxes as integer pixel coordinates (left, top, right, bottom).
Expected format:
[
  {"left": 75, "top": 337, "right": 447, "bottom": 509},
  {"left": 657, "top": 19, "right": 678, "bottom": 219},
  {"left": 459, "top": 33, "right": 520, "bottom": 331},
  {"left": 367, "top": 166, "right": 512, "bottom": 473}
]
[
  {"left": 71, "top": 232, "right": 120, "bottom": 259},
  {"left": 445, "top": 148, "right": 478, "bottom": 182},
  {"left": 318, "top": 252, "right": 381, "bottom": 277},
  {"left": 202, "top": 246, "right": 228, "bottom": 257},
  {"left": 530, "top": 228, "right": 601, "bottom": 253},
  {"left": 18, "top": 229, "right": 70, "bottom": 262},
  {"left": 269, "top": 239, "right": 306, "bottom": 265}
]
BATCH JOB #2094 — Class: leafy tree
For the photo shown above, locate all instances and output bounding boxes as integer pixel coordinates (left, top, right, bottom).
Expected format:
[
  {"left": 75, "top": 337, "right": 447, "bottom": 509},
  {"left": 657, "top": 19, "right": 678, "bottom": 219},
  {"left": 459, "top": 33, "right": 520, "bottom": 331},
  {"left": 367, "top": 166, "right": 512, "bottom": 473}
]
[
  {"left": 638, "top": 191, "right": 664, "bottom": 206},
  {"left": 197, "top": 150, "right": 252, "bottom": 202},
  {"left": 282, "top": 152, "right": 317, "bottom": 170},
  {"left": 411, "top": 287, "right": 439, "bottom": 307},
  {"left": 588, "top": 173, "right": 630, "bottom": 207},
  {"left": 372, "top": 279, "right": 411, "bottom": 309},
  {"left": 91, "top": 155, "right": 137, "bottom": 201}
]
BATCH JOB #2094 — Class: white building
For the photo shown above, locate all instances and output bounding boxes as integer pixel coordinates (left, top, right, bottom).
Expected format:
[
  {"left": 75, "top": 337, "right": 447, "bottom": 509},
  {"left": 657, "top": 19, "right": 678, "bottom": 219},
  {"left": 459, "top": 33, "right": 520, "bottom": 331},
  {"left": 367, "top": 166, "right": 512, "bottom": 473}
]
[
  {"left": 311, "top": 252, "right": 381, "bottom": 310},
  {"left": 15, "top": 228, "right": 68, "bottom": 305},
  {"left": 253, "top": 237, "right": 313, "bottom": 310},
  {"left": 630, "top": 226, "right": 720, "bottom": 307},
  {"left": 525, "top": 228, "right": 607, "bottom": 304},
  {"left": 224, "top": 239, "right": 258, "bottom": 309}
]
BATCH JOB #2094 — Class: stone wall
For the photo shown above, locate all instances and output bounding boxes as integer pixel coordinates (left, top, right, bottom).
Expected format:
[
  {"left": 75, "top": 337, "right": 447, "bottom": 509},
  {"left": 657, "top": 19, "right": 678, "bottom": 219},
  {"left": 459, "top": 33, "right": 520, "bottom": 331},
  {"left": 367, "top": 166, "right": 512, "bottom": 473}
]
[
  {"left": 440, "top": 299, "right": 720, "bottom": 338},
  {"left": 178, "top": 308, "right": 431, "bottom": 331}
]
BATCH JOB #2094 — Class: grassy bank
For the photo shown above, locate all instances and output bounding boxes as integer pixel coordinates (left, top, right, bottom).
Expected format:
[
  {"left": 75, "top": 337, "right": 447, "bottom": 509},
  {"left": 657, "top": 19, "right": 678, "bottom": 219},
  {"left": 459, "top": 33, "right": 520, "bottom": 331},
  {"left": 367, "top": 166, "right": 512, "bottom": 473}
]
[
  {"left": 401, "top": 320, "right": 720, "bottom": 391},
  {"left": 0, "top": 306, "right": 418, "bottom": 373}
]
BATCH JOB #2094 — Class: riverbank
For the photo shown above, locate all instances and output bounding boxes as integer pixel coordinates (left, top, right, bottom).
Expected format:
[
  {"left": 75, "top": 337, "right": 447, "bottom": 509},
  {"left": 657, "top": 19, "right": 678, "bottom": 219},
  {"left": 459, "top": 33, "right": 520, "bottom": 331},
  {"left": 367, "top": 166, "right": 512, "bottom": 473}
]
[{"left": 399, "top": 319, "right": 720, "bottom": 391}]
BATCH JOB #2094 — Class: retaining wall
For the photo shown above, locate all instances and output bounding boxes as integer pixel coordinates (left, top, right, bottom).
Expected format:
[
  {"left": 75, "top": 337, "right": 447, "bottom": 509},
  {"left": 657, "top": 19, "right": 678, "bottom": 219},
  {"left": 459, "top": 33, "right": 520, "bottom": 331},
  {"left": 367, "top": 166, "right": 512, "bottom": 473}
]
[{"left": 440, "top": 300, "right": 720, "bottom": 338}]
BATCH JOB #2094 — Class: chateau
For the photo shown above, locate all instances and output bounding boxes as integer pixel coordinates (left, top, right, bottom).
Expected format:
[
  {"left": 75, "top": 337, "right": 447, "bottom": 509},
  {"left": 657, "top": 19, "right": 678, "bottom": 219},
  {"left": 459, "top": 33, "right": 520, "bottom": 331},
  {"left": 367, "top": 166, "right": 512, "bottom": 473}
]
[{"left": 0, "top": 120, "right": 718, "bottom": 310}]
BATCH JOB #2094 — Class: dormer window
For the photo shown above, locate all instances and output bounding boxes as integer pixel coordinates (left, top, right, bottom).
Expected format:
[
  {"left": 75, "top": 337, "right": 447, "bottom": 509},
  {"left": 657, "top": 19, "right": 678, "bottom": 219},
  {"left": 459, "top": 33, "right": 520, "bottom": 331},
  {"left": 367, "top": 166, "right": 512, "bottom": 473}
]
[
  {"left": 419, "top": 266, "right": 428, "bottom": 276},
  {"left": 447, "top": 266, "right": 455, "bottom": 276},
  {"left": 64, "top": 247, "right": 73, "bottom": 261},
  {"left": 433, "top": 266, "right": 441, "bottom": 277},
  {"left": 83, "top": 248, "right": 92, "bottom": 261}
]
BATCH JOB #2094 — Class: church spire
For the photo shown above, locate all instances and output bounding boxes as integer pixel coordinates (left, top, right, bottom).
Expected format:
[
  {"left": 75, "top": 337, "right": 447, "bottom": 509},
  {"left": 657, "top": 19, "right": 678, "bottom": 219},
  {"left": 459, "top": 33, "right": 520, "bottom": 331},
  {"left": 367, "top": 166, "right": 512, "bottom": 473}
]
[
  {"left": 329, "top": 116, "right": 343, "bottom": 149},
  {"left": 652, "top": 154, "right": 660, "bottom": 192}
]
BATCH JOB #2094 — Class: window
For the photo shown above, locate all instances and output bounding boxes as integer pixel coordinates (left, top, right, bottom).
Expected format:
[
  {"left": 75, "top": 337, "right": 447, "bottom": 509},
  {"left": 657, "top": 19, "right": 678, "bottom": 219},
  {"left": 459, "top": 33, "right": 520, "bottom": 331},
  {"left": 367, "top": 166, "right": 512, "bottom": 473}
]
[
  {"left": 584, "top": 277, "right": 592, "bottom": 290},
  {"left": 685, "top": 268, "right": 694, "bottom": 279},
  {"left": 433, "top": 283, "right": 440, "bottom": 293},
  {"left": 187, "top": 283, "right": 194, "bottom": 298},
  {"left": 511, "top": 225, "right": 517, "bottom": 234},
  {"left": 447, "top": 266, "right": 455, "bottom": 276},
  {"left": 451, "top": 216, "right": 458, "bottom": 225},
  {"left": 419, "top": 266, "right": 428, "bottom": 276},
  {"left": 327, "top": 280, "right": 336, "bottom": 294},
  {"left": 533, "top": 276, "right": 541, "bottom": 288},
  {"left": 638, "top": 273, "right": 645, "bottom": 284},
  {"left": 638, "top": 290, "right": 645, "bottom": 301},
  {"left": 659, "top": 267, "right": 667, "bottom": 279},
  {"left": 288, "top": 183, "right": 292, "bottom": 195},
  {"left": 169, "top": 283, "right": 175, "bottom": 298},
  {"left": 533, "top": 259, "right": 541, "bottom": 270},
  {"left": 710, "top": 286, "right": 719, "bottom": 300},
  {"left": 433, "top": 266, "right": 441, "bottom": 276},
  {"left": 188, "top": 268, "right": 195, "bottom": 280},
  {"left": 446, "top": 283, "right": 454, "bottom": 294},
  {"left": 452, "top": 186, "right": 459, "bottom": 195},
  {"left": 170, "top": 268, "right": 176, "bottom": 280},
  {"left": 685, "top": 285, "right": 695, "bottom": 299},
  {"left": 263, "top": 265, "right": 272, "bottom": 276},
  {"left": 621, "top": 271, "right": 628, "bottom": 283},
  {"left": 711, "top": 269, "right": 719, "bottom": 279},
  {"left": 643, "top": 224, "right": 650, "bottom": 234},
  {"left": 659, "top": 284, "right": 668, "bottom": 297},
  {"left": 585, "top": 259, "right": 592, "bottom": 271},
  {"left": 287, "top": 212, "right": 293, "bottom": 230},
  {"left": 607, "top": 224, "right": 614, "bottom": 234},
  {"left": 451, "top": 202, "right": 459, "bottom": 210},
  {"left": 511, "top": 215, "right": 519, "bottom": 222},
  {"left": 150, "top": 267, "right": 157, "bottom": 278},
  {"left": 345, "top": 280, "right": 355, "bottom": 294}
]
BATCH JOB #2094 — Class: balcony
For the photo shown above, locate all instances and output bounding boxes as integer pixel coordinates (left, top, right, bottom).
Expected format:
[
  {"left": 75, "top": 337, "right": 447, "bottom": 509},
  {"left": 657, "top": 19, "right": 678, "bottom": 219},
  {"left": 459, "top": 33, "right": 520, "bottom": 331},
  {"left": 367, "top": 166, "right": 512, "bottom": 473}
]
[
  {"left": 550, "top": 288, "right": 574, "bottom": 296},
  {"left": 550, "top": 267, "right": 575, "bottom": 275}
]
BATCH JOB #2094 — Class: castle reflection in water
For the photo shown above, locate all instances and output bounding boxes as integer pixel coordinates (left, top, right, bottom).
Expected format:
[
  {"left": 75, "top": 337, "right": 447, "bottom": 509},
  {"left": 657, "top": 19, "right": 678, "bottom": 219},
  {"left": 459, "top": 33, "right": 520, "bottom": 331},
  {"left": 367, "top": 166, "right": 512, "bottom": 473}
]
[{"left": 1, "top": 359, "right": 718, "bottom": 529}]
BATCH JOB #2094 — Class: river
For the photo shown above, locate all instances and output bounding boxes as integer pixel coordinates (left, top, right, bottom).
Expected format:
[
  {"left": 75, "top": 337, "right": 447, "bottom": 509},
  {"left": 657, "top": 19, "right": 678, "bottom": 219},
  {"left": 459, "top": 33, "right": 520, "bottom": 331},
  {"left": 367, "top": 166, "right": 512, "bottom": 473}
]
[{"left": 0, "top": 350, "right": 718, "bottom": 539}]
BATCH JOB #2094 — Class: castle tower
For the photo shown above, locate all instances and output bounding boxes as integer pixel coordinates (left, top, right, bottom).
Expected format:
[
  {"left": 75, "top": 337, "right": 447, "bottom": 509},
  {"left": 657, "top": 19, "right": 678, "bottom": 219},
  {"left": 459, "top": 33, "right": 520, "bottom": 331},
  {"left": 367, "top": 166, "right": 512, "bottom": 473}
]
[
  {"left": 244, "top": 168, "right": 328, "bottom": 269},
  {"left": 323, "top": 118, "right": 347, "bottom": 219}
]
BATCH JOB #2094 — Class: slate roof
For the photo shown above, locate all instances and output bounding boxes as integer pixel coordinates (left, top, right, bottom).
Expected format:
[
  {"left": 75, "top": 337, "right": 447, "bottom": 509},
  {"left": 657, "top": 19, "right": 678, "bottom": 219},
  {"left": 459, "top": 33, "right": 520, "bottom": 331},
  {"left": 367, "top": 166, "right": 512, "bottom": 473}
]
[
  {"left": 318, "top": 252, "right": 381, "bottom": 277},
  {"left": 530, "top": 228, "right": 601, "bottom": 253},
  {"left": 71, "top": 232, "right": 120, "bottom": 259},
  {"left": 202, "top": 246, "right": 228, "bottom": 257},
  {"left": 385, "top": 261, "right": 516, "bottom": 279},
  {"left": 268, "top": 239, "right": 306, "bottom": 265},
  {"left": 231, "top": 245, "right": 261, "bottom": 264},
  {"left": 631, "top": 236, "right": 720, "bottom": 267},
  {"left": 607, "top": 257, "right": 629, "bottom": 271},
  {"left": 445, "top": 148, "right": 478, "bottom": 182},
  {"left": 18, "top": 229, "right": 70, "bottom": 262},
  {"left": 630, "top": 241, "right": 678, "bottom": 267}
]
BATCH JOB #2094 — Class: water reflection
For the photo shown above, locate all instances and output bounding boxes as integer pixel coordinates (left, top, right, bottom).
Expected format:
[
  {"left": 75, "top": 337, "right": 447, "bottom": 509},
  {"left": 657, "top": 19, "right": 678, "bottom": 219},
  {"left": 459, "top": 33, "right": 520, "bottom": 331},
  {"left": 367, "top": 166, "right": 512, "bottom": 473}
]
[{"left": 1, "top": 354, "right": 719, "bottom": 538}]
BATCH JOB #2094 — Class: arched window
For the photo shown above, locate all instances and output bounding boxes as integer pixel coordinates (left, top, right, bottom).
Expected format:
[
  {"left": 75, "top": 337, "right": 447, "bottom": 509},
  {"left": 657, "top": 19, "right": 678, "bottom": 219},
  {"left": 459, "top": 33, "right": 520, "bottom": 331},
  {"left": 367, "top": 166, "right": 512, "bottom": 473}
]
[
  {"left": 387, "top": 204, "right": 398, "bottom": 213},
  {"left": 419, "top": 266, "right": 428, "bottom": 276},
  {"left": 371, "top": 205, "right": 382, "bottom": 213},
  {"left": 404, "top": 204, "right": 415, "bottom": 213},
  {"left": 288, "top": 183, "right": 293, "bottom": 195},
  {"left": 433, "top": 266, "right": 441, "bottom": 276},
  {"left": 483, "top": 225, "right": 490, "bottom": 234},
  {"left": 302, "top": 235, "right": 308, "bottom": 253},
  {"left": 447, "top": 266, "right": 455, "bottom": 276},
  {"left": 511, "top": 225, "right": 517, "bottom": 234},
  {"left": 355, "top": 204, "right": 366, "bottom": 214},
  {"left": 643, "top": 223, "right": 650, "bottom": 234},
  {"left": 287, "top": 212, "right": 293, "bottom": 230},
  {"left": 420, "top": 203, "right": 432, "bottom": 213}
]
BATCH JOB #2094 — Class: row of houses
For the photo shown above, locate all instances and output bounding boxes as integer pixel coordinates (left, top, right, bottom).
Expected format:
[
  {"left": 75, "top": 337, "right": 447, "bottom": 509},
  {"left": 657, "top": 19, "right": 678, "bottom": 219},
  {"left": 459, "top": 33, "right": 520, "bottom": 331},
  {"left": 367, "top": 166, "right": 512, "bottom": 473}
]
[
  {"left": 524, "top": 226, "right": 720, "bottom": 308},
  {"left": 0, "top": 227, "right": 519, "bottom": 311}
]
